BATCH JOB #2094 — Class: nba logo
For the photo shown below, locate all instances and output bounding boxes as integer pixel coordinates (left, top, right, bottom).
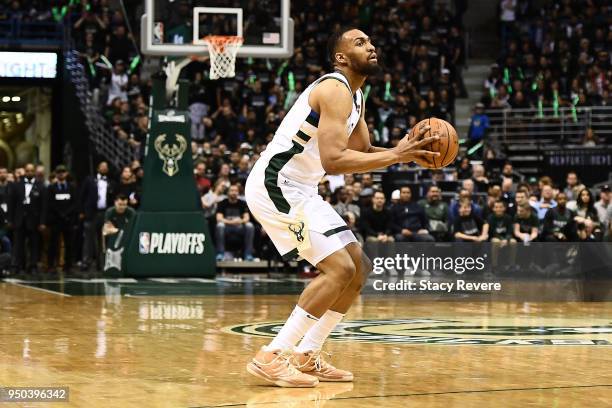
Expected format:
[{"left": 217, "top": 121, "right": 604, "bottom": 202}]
[
  {"left": 153, "top": 22, "right": 164, "bottom": 44},
  {"left": 139, "top": 232, "right": 150, "bottom": 254}
]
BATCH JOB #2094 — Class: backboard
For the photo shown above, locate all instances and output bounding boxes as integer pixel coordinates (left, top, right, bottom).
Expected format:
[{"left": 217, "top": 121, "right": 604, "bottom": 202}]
[{"left": 141, "top": 0, "right": 294, "bottom": 58}]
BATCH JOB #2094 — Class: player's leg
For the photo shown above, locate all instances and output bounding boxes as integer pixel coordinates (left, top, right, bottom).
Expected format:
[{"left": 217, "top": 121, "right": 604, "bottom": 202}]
[
  {"left": 257, "top": 245, "right": 357, "bottom": 351},
  {"left": 293, "top": 243, "right": 371, "bottom": 381},
  {"left": 324, "top": 242, "right": 372, "bottom": 313},
  {"left": 247, "top": 243, "right": 358, "bottom": 387}
]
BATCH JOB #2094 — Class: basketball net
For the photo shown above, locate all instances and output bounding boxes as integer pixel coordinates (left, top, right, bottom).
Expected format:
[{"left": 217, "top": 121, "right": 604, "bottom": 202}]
[{"left": 203, "top": 35, "right": 243, "bottom": 80}]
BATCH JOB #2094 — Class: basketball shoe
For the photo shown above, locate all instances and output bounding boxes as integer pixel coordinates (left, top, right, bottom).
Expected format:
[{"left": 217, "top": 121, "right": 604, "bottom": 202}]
[
  {"left": 293, "top": 350, "right": 353, "bottom": 382},
  {"left": 247, "top": 348, "right": 319, "bottom": 387}
]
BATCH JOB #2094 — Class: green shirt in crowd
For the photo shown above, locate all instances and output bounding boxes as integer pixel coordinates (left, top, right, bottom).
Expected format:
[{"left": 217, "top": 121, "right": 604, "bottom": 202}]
[
  {"left": 104, "top": 206, "right": 136, "bottom": 230},
  {"left": 514, "top": 211, "right": 539, "bottom": 234},
  {"left": 486, "top": 214, "right": 513, "bottom": 239}
]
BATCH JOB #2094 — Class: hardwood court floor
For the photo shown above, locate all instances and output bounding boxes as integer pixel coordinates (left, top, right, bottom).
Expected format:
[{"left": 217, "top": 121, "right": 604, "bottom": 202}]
[{"left": 1, "top": 280, "right": 612, "bottom": 407}]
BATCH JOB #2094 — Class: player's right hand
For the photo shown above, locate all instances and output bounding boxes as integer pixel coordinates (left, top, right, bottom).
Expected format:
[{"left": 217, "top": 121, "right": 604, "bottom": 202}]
[{"left": 393, "top": 125, "right": 440, "bottom": 163}]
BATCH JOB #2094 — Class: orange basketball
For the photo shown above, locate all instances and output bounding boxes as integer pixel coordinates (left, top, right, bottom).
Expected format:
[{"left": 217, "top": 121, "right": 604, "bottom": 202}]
[{"left": 408, "top": 117, "right": 459, "bottom": 169}]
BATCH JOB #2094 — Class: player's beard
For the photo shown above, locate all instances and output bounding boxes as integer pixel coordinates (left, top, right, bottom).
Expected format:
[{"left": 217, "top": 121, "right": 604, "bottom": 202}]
[{"left": 354, "top": 58, "right": 381, "bottom": 76}]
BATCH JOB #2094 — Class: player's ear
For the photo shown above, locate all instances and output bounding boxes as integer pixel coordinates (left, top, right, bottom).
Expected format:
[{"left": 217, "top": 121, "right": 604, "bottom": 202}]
[{"left": 335, "top": 52, "right": 346, "bottom": 65}]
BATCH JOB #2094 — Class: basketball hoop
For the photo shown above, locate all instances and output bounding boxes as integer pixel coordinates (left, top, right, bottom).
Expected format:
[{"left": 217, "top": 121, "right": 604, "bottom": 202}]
[{"left": 202, "top": 35, "right": 243, "bottom": 80}]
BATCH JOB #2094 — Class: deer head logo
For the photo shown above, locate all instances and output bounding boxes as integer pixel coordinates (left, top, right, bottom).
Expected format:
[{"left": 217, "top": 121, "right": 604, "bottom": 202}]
[
  {"left": 288, "top": 221, "right": 305, "bottom": 243},
  {"left": 154, "top": 134, "right": 187, "bottom": 177}
]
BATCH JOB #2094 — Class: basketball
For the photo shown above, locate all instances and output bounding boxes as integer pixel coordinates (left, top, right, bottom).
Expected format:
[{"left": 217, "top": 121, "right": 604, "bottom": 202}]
[{"left": 409, "top": 117, "right": 459, "bottom": 169}]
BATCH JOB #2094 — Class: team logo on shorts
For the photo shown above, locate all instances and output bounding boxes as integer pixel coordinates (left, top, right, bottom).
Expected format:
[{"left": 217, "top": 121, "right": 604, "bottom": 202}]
[
  {"left": 224, "top": 318, "right": 612, "bottom": 345},
  {"left": 288, "top": 221, "right": 305, "bottom": 242}
]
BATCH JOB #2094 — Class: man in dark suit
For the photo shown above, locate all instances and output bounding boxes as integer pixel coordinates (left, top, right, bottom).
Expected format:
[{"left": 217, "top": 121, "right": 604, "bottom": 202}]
[
  {"left": 9, "top": 163, "right": 47, "bottom": 274},
  {"left": 79, "top": 161, "right": 116, "bottom": 270},
  {"left": 47, "top": 165, "right": 78, "bottom": 273},
  {"left": 0, "top": 167, "right": 11, "bottom": 214}
]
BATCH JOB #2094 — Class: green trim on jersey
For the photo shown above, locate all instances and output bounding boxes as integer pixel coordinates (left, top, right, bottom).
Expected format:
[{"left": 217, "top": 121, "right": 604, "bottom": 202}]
[
  {"left": 323, "top": 225, "right": 350, "bottom": 237},
  {"left": 296, "top": 130, "right": 311, "bottom": 142},
  {"left": 281, "top": 247, "right": 299, "bottom": 261},
  {"left": 264, "top": 140, "right": 304, "bottom": 213}
]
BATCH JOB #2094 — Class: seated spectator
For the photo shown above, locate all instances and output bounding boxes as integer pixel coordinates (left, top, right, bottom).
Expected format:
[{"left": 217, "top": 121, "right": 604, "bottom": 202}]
[
  {"left": 594, "top": 185, "right": 610, "bottom": 230},
  {"left": 471, "top": 164, "right": 489, "bottom": 192},
  {"left": 449, "top": 188, "right": 483, "bottom": 223},
  {"left": 418, "top": 185, "right": 449, "bottom": 241},
  {"left": 117, "top": 166, "right": 139, "bottom": 208},
  {"left": 236, "top": 156, "right": 251, "bottom": 186},
  {"left": 582, "top": 128, "right": 599, "bottom": 147},
  {"left": 500, "top": 162, "right": 520, "bottom": 183},
  {"left": 543, "top": 192, "right": 576, "bottom": 242},
  {"left": 564, "top": 171, "right": 586, "bottom": 206},
  {"left": 194, "top": 161, "right": 211, "bottom": 195},
  {"left": 333, "top": 186, "right": 361, "bottom": 219},
  {"left": 390, "top": 186, "right": 435, "bottom": 242},
  {"left": 456, "top": 157, "right": 472, "bottom": 180},
  {"left": 531, "top": 184, "right": 557, "bottom": 221},
  {"left": 202, "top": 179, "right": 227, "bottom": 225},
  {"left": 453, "top": 198, "right": 487, "bottom": 242},
  {"left": 483, "top": 200, "right": 515, "bottom": 243},
  {"left": 513, "top": 203, "right": 539, "bottom": 243},
  {"left": 574, "top": 188, "right": 601, "bottom": 241},
  {"left": 514, "top": 189, "right": 533, "bottom": 213},
  {"left": 462, "top": 178, "right": 476, "bottom": 196},
  {"left": 360, "top": 191, "right": 393, "bottom": 243},
  {"left": 215, "top": 184, "right": 254, "bottom": 261},
  {"left": 482, "top": 185, "right": 502, "bottom": 219},
  {"left": 343, "top": 211, "right": 364, "bottom": 245},
  {"left": 500, "top": 177, "right": 516, "bottom": 214}
]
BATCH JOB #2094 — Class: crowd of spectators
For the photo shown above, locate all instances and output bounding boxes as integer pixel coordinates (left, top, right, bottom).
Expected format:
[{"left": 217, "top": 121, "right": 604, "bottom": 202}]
[
  {"left": 1, "top": 0, "right": 611, "bottom": 273},
  {"left": 482, "top": 0, "right": 610, "bottom": 112},
  {"left": 0, "top": 161, "right": 143, "bottom": 276},
  {"left": 0, "top": 158, "right": 609, "bottom": 275},
  {"left": 199, "top": 158, "right": 612, "bottom": 264},
  {"left": 466, "top": 0, "right": 611, "bottom": 159},
  {"left": 63, "top": 0, "right": 467, "bottom": 160}
]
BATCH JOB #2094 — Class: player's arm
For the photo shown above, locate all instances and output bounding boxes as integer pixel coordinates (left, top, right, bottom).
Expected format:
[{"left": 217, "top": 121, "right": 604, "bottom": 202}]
[
  {"left": 312, "top": 81, "right": 438, "bottom": 175},
  {"left": 347, "top": 110, "right": 388, "bottom": 153}
]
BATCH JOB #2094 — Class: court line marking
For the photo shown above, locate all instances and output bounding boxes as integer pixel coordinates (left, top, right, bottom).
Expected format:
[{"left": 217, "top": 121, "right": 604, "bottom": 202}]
[
  {"left": 190, "top": 384, "right": 612, "bottom": 407},
  {"left": 6, "top": 281, "right": 72, "bottom": 297}
]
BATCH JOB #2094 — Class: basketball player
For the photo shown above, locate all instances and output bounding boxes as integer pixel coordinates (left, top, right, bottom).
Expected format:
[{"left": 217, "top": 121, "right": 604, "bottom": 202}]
[{"left": 244, "top": 27, "right": 440, "bottom": 387}]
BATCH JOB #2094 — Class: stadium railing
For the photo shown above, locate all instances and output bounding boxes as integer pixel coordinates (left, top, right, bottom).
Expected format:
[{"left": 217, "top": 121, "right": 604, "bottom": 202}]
[
  {"left": 484, "top": 106, "right": 612, "bottom": 145},
  {"left": 0, "top": 20, "right": 64, "bottom": 46}
]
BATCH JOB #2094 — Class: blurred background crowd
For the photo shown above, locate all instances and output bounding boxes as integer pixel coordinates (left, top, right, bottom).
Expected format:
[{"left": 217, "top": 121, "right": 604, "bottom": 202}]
[{"left": 0, "top": 0, "right": 609, "bottom": 274}]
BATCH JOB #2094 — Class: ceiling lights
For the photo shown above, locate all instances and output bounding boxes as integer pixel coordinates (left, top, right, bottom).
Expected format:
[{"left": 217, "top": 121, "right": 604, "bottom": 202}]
[{"left": 1, "top": 95, "right": 22, "bottom": 103}]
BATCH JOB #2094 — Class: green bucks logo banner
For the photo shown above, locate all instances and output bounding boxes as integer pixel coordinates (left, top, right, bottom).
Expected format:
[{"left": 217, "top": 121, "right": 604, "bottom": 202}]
[
  {"left": 118, "top": 78, "right": 216, "bottom": 278},
  {"left": 154, "top": 133, "right": 187, "bottom": 177}
]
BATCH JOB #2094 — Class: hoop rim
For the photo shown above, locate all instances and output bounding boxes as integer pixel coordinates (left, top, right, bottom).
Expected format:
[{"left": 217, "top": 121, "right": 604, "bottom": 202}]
[{"left": 202, "top": 35, "right": 244, "bottom": 46}]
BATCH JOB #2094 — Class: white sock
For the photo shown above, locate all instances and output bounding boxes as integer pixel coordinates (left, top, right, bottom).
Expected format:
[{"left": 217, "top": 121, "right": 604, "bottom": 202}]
[
  {"left": 264, "top": 305, "right": 319, "bottom": 351},
  {"left": 296, "top": 309, "right": 344, "bottom": 352}
]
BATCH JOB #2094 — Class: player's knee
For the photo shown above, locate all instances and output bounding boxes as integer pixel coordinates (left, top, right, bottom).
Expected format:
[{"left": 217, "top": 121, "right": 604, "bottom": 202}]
[
  {"left": 216, "top": 222, "right": 226, "bottom": 230},
  {"left": 244, "top": 222, "right": 254, "bottom": 230},
  {"left": 335, "top": 261, "right": 357, "bottom": 285}
]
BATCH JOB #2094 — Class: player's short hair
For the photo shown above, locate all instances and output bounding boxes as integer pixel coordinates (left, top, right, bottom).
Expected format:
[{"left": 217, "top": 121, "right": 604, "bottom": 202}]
[{"left": 327, "top": 26, "right": 359, "bottom": 66}]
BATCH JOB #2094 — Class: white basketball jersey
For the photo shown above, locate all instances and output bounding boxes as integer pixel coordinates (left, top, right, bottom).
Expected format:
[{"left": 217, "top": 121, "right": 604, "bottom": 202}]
[{"left": 255, "top": 72, "right": 363, "bottom": 189}]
